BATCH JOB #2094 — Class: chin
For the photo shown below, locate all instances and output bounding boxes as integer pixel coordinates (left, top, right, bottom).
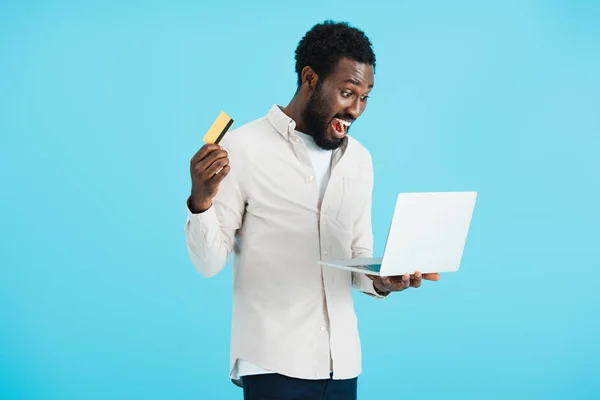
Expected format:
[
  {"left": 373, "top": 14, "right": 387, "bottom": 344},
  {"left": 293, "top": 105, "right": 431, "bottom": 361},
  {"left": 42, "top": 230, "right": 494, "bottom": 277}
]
[{"left": 317, "top": 136, "right": 344, "bottom": 151}]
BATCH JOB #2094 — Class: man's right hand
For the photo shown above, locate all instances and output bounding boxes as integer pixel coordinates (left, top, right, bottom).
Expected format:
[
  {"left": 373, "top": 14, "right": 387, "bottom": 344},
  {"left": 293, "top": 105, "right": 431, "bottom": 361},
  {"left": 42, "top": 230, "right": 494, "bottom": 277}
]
[{"left": 189, "top": 143, "right": 230, "bottom": 213}]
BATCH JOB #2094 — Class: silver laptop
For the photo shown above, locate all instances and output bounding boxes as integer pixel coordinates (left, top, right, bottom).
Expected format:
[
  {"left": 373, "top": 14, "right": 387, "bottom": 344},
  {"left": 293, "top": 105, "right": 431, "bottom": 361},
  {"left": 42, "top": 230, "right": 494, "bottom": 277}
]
[{"left": 319, "top": 191, "right": 477, "bottom": 276}]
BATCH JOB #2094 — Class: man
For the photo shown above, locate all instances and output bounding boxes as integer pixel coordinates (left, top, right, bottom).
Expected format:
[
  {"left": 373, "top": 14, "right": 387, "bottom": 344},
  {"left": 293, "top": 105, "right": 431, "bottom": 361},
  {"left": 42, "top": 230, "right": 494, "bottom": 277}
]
[{"left": 184, "top": 20, "right": 440, "bottom": 400}]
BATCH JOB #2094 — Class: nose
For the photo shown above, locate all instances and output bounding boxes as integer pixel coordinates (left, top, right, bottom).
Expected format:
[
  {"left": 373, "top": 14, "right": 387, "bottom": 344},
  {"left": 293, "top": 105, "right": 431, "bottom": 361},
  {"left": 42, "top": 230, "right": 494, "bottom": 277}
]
[{"left": 346, "top": 97, "right": 363, "bottom": 120}]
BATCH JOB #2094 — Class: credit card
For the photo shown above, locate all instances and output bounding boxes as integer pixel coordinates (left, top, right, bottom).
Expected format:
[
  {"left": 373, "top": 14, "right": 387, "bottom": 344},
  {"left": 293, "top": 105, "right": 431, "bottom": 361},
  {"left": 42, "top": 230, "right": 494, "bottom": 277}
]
[{"left": 203, "top": 111, "right": 234, "bottom": 144}]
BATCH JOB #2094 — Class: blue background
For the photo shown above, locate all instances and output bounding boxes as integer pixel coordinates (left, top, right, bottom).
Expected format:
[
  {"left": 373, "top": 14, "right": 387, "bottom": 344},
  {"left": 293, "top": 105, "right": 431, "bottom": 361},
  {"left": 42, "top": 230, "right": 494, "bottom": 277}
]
[{"left": 1, "top": 0, "right": 599, "bottom": 399}]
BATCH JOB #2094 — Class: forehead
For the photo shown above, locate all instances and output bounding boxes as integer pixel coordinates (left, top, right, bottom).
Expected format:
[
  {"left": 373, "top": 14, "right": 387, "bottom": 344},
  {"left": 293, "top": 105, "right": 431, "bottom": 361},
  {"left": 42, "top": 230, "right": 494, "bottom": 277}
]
[{"left": 325, "top": 57, "right": 374, "bottom": 88}]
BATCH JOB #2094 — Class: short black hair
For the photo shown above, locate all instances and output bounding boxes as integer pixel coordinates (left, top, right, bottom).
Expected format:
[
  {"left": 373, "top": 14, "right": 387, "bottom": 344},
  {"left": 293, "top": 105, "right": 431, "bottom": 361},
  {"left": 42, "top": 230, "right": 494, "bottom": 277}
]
[{"left": 294, "top": 20, "right": 376, "bottom": 86}]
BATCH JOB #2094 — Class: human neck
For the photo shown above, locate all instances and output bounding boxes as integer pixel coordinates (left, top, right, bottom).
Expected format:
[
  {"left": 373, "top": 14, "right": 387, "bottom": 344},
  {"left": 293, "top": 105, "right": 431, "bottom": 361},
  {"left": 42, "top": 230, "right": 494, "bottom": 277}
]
[{"left": 281, "top": 90, "right": 311, "bottom": 135}]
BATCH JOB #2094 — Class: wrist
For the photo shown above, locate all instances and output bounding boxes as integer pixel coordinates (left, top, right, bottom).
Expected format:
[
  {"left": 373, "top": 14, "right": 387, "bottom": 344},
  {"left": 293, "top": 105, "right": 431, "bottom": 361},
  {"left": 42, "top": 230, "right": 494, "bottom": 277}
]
[
  {"left": 373, "top": 280, "right": 390, "bottom": 296},
  {"left": 188, "top": 196, "right": 212, "bottom": 214}
]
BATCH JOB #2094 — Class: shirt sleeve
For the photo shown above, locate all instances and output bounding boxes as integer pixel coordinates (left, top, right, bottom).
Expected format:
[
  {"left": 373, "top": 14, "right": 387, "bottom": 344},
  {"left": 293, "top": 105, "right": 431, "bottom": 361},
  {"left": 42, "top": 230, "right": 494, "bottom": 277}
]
[
  {"left": 183, "top": 140, "right": 246, "bottom": 278},
  {"left": 350, "top": 152, "right": 389, "bottom": 299}
]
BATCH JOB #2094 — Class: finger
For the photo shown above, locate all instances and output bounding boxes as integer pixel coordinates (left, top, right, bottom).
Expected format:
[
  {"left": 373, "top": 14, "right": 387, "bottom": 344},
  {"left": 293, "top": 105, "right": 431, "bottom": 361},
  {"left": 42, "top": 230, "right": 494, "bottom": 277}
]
[
  {"left": 208, "top": 164, "right": 231, "bottom": 185},
  {"left": 204, "top": 156, "right": 230, "bottom": 178},
  {"left": 386, "top": 276, "right": 401, "bottom": 291},
  {"left": 194, "top": 152, "right": 228, "bottom": 179},
  {"left": 381, "top": 277, "right": 393, "bottom": 291},
  {"left": 401, "top": 274, "right": 411, "bottom": 290},
  {"left": 411, "top": 272, "right": 422, "bottom": 288},
  {"left": 191, "top": 144, "right": 221, "bottom": 164},
  {"left": 423, "top": 273, "right": 441, "bottom": 281},
  {"left": 389, "top": 274, "right": 410, "bottom": 291},
  {"left": 197, "top": 149, "right": 228, "bottom": 170}
]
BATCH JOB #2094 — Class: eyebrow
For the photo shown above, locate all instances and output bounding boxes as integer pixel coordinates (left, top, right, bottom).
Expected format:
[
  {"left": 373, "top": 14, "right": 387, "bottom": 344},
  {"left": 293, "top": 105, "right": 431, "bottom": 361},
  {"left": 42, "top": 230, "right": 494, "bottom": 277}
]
[{"left": 343, "top": 78, "right": 374, "bottom": 88}]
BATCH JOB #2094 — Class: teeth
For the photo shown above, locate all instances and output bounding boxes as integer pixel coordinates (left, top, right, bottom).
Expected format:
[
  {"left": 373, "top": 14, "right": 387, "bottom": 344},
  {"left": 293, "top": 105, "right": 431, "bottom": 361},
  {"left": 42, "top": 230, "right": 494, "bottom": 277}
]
[{"left": 336, "top": 118, "right": 352, "bottom": 127}]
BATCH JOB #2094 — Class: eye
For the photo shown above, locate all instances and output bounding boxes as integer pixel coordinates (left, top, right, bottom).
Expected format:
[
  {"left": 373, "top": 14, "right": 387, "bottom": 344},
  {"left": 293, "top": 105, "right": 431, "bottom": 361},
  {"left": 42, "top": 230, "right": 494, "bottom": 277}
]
[{"left": 341, "top": 90, "right": 353, "bottom": 98}]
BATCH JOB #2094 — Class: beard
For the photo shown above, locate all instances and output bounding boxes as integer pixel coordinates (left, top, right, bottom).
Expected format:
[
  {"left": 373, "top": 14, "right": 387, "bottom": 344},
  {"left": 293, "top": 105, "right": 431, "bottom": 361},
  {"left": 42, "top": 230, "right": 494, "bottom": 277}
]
[{"left": 302, "top": 83, "right": 348, "bottom": 151}]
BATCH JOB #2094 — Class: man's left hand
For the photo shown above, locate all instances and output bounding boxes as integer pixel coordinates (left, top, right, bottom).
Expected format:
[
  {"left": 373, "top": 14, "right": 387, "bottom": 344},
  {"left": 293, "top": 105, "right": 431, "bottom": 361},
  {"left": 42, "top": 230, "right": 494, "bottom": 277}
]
[{"left": 368, "top": 272, "right": 440, "bottom": 294}]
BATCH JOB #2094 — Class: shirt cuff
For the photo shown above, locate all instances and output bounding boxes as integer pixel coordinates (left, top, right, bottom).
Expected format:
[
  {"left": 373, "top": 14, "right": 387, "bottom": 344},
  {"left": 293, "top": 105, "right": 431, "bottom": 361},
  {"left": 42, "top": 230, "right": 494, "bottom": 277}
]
[
  {"left": 353, "top": 273, "right": 390, "bottom": 299},
  {"left": 186, "top": 198, "right": 220, "bottom": 231}
]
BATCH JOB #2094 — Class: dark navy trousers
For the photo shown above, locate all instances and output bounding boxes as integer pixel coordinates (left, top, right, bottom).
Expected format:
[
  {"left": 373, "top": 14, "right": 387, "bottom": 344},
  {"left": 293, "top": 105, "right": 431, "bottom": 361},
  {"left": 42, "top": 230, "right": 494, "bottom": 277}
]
[{"left": 241, "top": 373, "right": 357, "bottom": 400}]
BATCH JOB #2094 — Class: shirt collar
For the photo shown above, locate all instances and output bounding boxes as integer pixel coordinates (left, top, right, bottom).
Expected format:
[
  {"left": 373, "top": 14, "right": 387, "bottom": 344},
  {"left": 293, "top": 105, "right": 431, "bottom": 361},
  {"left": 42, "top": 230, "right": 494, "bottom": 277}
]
[{"left": 267, "top": 104, "right": 295, "bottom": 140}]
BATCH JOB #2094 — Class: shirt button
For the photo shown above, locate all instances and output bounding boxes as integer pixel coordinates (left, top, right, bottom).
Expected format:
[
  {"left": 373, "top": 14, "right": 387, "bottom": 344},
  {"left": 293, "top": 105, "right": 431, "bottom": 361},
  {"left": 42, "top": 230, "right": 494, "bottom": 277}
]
[
  {"left": 324, "top": 250, "right": 328, "bottom": 255},
  {"left": 295, "top": 137, "right": 301, "bottom": 142},
  {"left": 320, "top": 326, "right": 326, "bottom": 332},
  {"left": 308, "top": 175, "right": 314, "bottom": 181}
]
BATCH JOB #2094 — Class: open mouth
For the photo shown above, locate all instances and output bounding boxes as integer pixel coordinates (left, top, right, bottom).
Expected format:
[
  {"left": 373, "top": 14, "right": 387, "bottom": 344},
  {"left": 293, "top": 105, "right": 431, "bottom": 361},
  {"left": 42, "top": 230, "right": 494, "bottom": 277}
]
[{"left": 331, "top": 118, "right": 352, "bottom": 138}]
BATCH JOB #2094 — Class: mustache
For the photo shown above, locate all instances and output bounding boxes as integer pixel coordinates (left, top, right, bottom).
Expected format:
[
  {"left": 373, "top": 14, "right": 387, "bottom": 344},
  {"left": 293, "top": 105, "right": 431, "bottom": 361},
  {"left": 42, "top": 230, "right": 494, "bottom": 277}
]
[{"left": 332, "top": 114, "right": 355, "bottom": 122}]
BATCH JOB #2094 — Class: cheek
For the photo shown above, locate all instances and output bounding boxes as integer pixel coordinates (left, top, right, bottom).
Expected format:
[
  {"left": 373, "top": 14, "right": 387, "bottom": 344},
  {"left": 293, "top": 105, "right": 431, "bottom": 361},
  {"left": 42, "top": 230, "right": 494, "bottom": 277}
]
[
  {"left": 320, "top": 89, "right": 344, "bottom": 109},
  {"left": 331, "top": 97, "right": 352, "bottom": 114}
]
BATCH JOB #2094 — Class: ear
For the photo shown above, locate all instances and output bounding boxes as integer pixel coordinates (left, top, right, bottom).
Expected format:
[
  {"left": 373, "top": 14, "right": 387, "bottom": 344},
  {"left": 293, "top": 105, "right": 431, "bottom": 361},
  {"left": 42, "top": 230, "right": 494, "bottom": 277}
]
[{"left": 301, "top": 66, "right": 319, "bottom": 92}]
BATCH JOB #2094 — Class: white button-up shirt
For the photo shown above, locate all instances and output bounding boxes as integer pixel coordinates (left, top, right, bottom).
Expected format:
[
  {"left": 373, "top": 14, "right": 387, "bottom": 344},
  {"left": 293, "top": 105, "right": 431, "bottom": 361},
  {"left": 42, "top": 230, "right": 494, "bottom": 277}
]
[{"left": 184, "top": 104, "right": 385, "bottom": 382}]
